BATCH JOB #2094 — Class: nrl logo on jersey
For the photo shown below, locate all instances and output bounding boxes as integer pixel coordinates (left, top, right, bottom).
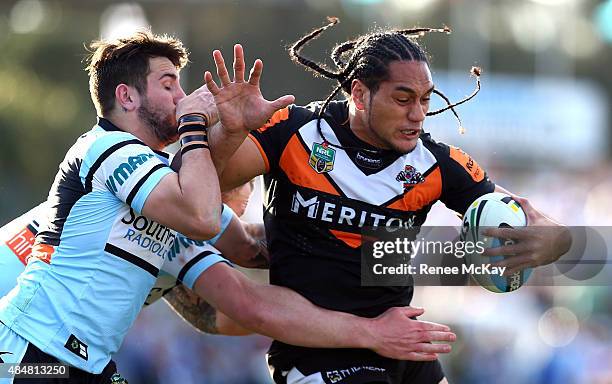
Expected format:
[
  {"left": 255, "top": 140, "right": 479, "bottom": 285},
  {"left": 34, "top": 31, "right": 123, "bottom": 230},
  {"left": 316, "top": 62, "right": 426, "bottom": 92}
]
[
  {"left": 309, "top": 142, "right": 335, "bottom": 174},
  {"left": 396, "top": 165, "right": 425, "bottom": 191}
]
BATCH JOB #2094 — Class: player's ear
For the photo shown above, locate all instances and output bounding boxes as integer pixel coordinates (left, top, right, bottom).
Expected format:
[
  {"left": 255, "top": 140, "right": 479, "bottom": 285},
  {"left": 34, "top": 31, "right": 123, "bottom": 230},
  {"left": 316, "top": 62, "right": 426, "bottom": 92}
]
[
  {"left": 115, "top": 84, "right": 140, "bottom": 112},
  {"left": 351, "top": 79, "right": 369, "bottom": 111}
]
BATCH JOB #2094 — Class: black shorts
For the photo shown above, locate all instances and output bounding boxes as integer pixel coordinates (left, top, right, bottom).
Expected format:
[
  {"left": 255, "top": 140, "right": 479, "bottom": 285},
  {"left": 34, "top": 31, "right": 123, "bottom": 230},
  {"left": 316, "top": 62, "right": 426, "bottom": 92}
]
[
  {"left": 8, "top": 341, "right": 122, "bottom": 384},
  {"left": 269, "top": 349, "right": 445, "bottom": 384}
]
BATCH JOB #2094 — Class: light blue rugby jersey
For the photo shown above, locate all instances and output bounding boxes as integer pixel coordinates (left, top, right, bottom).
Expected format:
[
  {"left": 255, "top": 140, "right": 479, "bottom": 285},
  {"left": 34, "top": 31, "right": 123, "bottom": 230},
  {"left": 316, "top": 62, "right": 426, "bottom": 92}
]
[
  {"left": 0, "top": 118, "right": 230, "bottom": 373},
  {"left": 0, "top": 202, "right": 236, "bottom": 305}
]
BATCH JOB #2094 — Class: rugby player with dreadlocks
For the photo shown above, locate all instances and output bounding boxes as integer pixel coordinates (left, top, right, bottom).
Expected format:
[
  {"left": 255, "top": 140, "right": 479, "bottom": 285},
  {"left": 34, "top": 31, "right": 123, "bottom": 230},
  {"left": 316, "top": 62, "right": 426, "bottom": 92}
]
[{"left": 200, "top": 18, "right": 571, "bottom": 384}]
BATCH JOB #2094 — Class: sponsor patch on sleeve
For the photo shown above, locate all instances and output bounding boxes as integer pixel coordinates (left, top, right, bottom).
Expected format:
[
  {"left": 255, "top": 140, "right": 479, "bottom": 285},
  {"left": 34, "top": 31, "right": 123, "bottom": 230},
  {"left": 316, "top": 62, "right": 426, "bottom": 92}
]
[
  {"left": 6, "top": 224, "right": 37, "bottom": 265},
  {"left": 449, "top": 146, "right": 485, "bottom": 182}
]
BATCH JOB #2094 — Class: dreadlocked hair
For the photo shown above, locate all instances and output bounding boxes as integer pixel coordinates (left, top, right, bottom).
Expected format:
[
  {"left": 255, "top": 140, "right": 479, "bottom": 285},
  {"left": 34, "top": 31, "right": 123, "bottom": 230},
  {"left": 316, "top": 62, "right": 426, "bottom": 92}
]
[{"left": 289, "top": 18, "right": 481, "bottom": 152}]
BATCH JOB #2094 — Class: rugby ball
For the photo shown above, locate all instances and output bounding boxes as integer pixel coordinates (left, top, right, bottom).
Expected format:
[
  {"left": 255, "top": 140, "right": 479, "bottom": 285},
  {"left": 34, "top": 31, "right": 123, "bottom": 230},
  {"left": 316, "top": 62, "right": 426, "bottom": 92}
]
[{"left": 460, "top": 192, "right": 532, "bottom": 293}]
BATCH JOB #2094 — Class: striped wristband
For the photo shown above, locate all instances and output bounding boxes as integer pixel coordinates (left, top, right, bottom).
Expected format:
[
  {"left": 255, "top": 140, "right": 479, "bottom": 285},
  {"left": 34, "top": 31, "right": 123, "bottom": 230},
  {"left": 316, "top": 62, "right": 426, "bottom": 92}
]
[
  {"left": 180, "top": 134, "right": 208, "bottom": 146},
  {"left": 181, "top": 143, "right": 209, "bottom": 155},
  {"left": 178, "top": 114, "right": 209, "bottom": 135}
]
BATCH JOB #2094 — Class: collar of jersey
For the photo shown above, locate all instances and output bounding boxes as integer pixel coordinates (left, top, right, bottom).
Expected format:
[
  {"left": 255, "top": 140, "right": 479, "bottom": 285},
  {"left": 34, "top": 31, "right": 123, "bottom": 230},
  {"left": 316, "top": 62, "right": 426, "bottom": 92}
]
[
  {"left": 96, "top": 116, "right": 170, "bottom": 159},
  {"left": 97, "top": 117, "right": 123, "bottom": 132}
]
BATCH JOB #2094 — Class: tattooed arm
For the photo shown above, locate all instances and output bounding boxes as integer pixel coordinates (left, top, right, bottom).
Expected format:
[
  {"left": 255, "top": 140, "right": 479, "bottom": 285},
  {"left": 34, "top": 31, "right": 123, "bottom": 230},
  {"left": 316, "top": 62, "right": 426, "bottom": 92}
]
[{"left": 164, "top": 284, "right": 253, "bottom": 336}]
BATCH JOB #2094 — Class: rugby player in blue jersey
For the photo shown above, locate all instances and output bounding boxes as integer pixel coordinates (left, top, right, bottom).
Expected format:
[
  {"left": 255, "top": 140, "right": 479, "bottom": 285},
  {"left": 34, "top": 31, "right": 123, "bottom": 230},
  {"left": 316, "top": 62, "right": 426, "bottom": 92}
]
[
  {"left": 0, "top": 30, "right": 456, "bottom": 384},
  {"left": 204, "top": 20, "right": 572, "bottom": 384},
  {"left": 0, "top": 186, "right": 260, "bottom": 336}
]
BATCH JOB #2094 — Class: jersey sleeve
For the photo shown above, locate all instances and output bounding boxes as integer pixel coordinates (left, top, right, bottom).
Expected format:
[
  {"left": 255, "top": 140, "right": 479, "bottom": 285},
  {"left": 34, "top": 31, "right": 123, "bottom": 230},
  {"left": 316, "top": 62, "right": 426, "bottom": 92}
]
[
  {"left": 248, "top": 104, "right": 313, "bottom": 174},
  {"left": 145, "top": 210, "right": 233, "bottom": 305},
  {"left": 163, "top": 234, "right": 232, "bottom": 290},
  {"left": 207, "top": 204, "right": 235, "bottom": 245},
  {"left": 79, "top": 133, "right": 174, "bottom": 214},
  {"left": 438, "top": 144, "right": 495, "bottom": 214}
]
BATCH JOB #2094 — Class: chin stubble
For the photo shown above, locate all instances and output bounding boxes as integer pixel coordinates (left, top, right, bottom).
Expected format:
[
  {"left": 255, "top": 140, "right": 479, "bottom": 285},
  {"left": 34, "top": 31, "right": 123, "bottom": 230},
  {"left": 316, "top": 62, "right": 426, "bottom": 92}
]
[{"left": 138, "top": 99, "right": 177, "bottom": 146}]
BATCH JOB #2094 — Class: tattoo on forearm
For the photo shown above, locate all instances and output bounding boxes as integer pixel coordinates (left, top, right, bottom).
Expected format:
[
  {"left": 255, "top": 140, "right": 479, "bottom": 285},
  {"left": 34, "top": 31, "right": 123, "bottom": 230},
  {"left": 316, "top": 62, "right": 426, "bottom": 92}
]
[{"left": 163, "top": 285, "right": 218, "bottom": 334}]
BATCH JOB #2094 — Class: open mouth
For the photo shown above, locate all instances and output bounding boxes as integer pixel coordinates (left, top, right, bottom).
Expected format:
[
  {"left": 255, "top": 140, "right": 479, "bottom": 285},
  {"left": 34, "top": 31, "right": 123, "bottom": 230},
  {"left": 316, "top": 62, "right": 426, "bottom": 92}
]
[{"left": 400, "top": 129, "right": 420, "bottom": 138}]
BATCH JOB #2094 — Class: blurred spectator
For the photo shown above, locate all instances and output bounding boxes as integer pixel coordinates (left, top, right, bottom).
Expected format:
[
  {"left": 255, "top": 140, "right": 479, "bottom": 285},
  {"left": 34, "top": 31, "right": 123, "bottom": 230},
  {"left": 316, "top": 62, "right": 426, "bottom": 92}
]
[
  {"left": 222, "top": 180, "right": 255, "bottom": 218},
  {"left": 2, "top": 1, "right": 610, "bottom": 382}
]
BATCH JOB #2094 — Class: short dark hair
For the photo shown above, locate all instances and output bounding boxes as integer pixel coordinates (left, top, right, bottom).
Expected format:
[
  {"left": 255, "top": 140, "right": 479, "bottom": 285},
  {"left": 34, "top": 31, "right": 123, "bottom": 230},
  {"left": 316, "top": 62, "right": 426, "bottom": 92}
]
[{"left": 85, "top": 30, "right": 188, "bottom": 116}]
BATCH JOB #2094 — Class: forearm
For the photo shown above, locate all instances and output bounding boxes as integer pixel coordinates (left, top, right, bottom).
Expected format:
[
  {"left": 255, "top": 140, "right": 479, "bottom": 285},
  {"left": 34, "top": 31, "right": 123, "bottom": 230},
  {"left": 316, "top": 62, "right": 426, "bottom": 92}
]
[
  {"left": 544, "top": 219, "right": 572, "bottom": 262},
  {"left": 216, "top": 312, "right": 253, "bottom": 336},
  {"left": 179, "top": 148, "right": 222, "bottom": 234},
  {"left": 195, "top": 269, "right": 373, "bottom": 349},
  {"left": 242, "top": 283, "right": 372, "bottom": 348},
  {"left": 208, "top": 123, "right": 249, "bottom": 176},
  {"left": 164, "top": 285, "right": 219, "bottom": 334},
  {"left": 194, "top": 263, "right": 455, "bottom": 360},
  {"left": 143, "top": 147, "right": 221, "bottom": 239},
  {"left": 164, "top": 285, "right": 251, "bottom": 335},
  {"left": 157, "top": 147, "right": 221, "bottom": 239}
]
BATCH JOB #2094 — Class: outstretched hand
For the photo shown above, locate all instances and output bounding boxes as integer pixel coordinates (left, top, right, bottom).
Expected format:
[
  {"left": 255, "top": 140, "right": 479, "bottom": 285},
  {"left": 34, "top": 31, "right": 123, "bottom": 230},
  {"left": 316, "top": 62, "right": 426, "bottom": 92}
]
[
  {"left": 369, "top": 306, "right": 455, "bottom": 361},
  {"left": 205, "top": 44, "right": 295, "bottom": 134}
]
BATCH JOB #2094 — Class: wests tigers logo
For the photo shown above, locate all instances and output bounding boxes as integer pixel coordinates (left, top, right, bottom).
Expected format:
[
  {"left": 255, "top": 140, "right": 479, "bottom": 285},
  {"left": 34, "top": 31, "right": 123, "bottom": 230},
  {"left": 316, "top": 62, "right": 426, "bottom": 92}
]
[{"left": 395, "top": 165, "right": 425, "bottom": 191}]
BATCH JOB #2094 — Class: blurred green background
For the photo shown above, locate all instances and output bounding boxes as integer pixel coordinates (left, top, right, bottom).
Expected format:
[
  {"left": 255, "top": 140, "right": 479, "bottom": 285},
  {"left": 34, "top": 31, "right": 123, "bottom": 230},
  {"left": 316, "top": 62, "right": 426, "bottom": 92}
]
[
  {"left": 1, "top": 0, "right": 611, "bottom": 220},
  {"left": 1, "top": 1, "right": 611, "bottom": 383}
]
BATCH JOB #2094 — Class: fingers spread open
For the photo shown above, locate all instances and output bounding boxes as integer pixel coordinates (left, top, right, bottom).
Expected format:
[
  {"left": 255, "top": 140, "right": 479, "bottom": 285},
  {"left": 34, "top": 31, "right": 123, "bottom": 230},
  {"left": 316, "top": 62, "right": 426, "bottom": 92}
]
[
  {"left": 270, "top": 95, "right": 296, "bottom": 111},
  {"left": 213, "top": 50, "right": 231, "bottom": 86},
  {"left": 248, "top": 59, "right": 263, "bottom": 86},
  {"left": 204, "top": 71, "right": 220, "bottom": 96},
  {"left": 233, "top": 44, "right": 245, "bottom": 83}
]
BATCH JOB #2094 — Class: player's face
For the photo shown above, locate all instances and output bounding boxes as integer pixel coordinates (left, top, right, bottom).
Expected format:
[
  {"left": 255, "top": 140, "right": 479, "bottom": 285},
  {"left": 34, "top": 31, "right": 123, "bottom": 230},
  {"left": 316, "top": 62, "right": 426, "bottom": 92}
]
[
  {"left": 222, "top": 182, "right": 254, "bottom": 217},
  {"left": 364, "top": 60, "right": 433, "bottom": 154},
  {"left": 139, "top": 57, "right": 186, "bottom": 146}
]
